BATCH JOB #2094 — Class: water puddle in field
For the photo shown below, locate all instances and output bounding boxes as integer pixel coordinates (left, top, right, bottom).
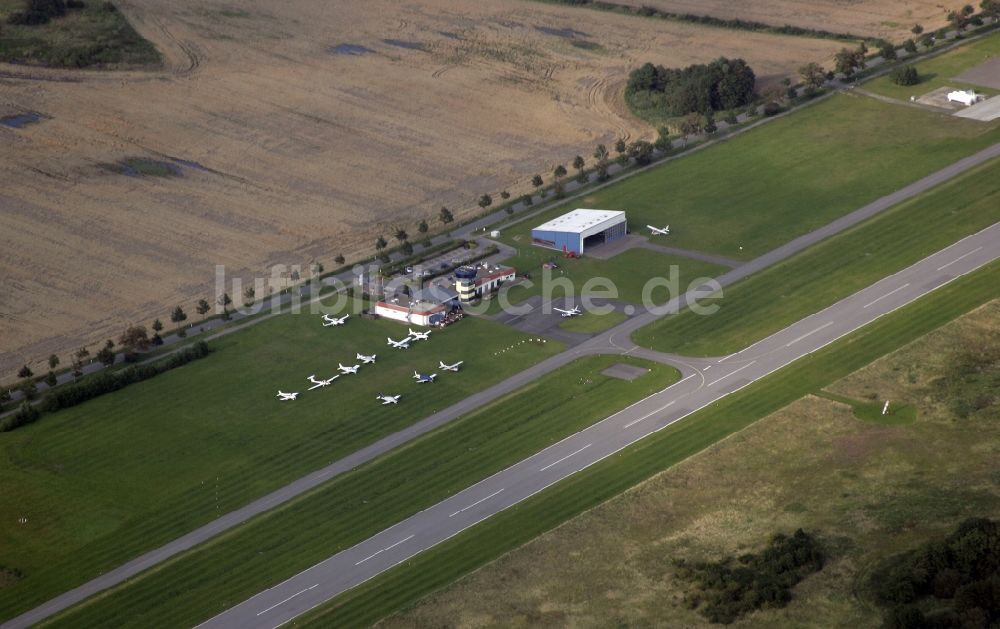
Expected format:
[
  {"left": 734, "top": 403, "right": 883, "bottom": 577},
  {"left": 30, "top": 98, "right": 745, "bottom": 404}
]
[
  {"left": 103, "top": 158, "right": 182, "bottom": 178},
  {"left": 329, "top": 43, "right": 374, "bottom": 56},
  {"left": 383, "top": 39, "right": 425, "bottom": 51},
  {"left": 534, "top": 25, "right": 589, "bottom": 38},
  {"left": 171, "top": 158, "right": 209, "bottom": 172},
  {"left": 0, "top": 112, "right": 46, "bottom": 128}
]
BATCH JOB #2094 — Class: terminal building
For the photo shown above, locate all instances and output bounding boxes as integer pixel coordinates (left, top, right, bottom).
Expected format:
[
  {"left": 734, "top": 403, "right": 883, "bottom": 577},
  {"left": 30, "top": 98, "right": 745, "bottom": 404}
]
[
  {"left": 530, "top": 208, "right": 627, "bottom": 256},
  {"left": 455, "top": 264, "right": 516, "bottom": 302}
]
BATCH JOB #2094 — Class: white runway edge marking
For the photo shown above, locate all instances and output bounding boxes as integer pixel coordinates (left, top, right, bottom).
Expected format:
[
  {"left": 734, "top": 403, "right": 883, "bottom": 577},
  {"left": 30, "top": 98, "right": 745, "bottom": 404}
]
[
  {"left": 624, "top": 401, "right": 675, "bottom": 429},
  {"left": 863, "top": 283, "right": 910, "bottom": 309},
  {"left": 539, "top": 444, "right": 591, "bottom": 472},
  {"left": 707, "top": 360, "right": 756, "bottom": 387},
  {"left": 785, "top": 321, "right": 833, "bottom": 347},
  {"left": 449, "top": 488, "right": 505, "bottom": 518},
  {"left": 354, "top": 534, "right": 414, "bottom": 566},
  {"left": 937, "top": 246, "right": 983, "bottom": 271},
  {"left": 256, "top": 584, "right": 318, "bottom": 616}
]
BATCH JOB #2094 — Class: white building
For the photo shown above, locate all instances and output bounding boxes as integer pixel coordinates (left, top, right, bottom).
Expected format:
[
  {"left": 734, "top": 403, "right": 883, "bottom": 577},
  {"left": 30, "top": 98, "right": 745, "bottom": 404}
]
[{"left": 947, "top": 89, "right": 980, "bottom": 106}]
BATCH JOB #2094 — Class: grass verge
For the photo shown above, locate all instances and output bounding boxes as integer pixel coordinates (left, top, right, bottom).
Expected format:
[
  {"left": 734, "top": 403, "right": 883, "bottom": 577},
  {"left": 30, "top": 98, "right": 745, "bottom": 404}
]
[
  {"left": 558, "top": 310, "right": 628, "bottom": 334},
  {"left": 632, "top": 155, "right": 1000, "bottom": 356},
  {"left": 40, "top": 355, "right": 680, "bottom": 627},
  {"left": 487, "top": 247, "right": 725, "bottom": 312}
]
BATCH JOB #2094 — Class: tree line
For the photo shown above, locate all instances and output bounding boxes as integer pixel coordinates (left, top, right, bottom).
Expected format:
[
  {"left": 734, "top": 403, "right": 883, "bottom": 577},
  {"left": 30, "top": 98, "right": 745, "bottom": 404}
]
[{"left": 1, "top": 342, "right": 210, "bottom": 432}]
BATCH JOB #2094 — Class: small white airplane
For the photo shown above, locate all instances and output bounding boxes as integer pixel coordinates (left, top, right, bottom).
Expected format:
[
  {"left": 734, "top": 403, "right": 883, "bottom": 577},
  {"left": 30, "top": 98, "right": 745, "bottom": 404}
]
[
  {"left": 322, "top": 314, "right": 349, "bottom": 326},
  {"left": 376, "top": 393, "right": 401, "bottom": 405},
  {"left": 387, "top": 336, "right": 411, "bottom": 349},
  {"left": 413, "top": 371, "right": 437, "bottom": 383},
  {"left": 276, "top": 390, "right": 299, "bottom": 401},
  {"left": 439, "top": 360, "right": 463, "bottom": 372},
  {"left": 554, "top": 306, "right": 582, "bottom": 318},
  {"left": 307, "top": 375, "right": 339, "bottom": 390},
  {"left": 407, "top": 328, "right": 430, "bottom": 341},
  {"left": 356, "top": 353, "right": 376, "bottom": 364},
  {"left": 338, "top": 363, "right": 360, "bottom": 375},
  {"left": 647, "top": 225, "right": 670, "bottom": 236}
]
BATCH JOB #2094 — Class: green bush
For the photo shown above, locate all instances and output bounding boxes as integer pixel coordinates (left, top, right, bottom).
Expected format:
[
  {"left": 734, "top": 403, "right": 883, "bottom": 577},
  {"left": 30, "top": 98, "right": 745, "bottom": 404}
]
[
  {"left": 674, "top": 529, "right": 825, "bottom": 624},
  {"left": 0, "top": 401, "right": 41, "bottom": 432},
  {"left": 869, "top": 518, "right": 1000, "bottom": 627},
  {"left": 890, "top": 65, "right": 920, "bottom": 86},
  {"left": 0, "top": 342, "right": 213, "bottom": 428}
]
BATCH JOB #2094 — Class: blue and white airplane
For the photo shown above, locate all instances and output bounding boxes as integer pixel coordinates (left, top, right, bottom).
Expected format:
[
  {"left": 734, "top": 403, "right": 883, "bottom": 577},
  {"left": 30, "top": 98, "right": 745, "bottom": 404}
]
[{"left": 413, "top": 371, "right": 437, "bottom": 383}]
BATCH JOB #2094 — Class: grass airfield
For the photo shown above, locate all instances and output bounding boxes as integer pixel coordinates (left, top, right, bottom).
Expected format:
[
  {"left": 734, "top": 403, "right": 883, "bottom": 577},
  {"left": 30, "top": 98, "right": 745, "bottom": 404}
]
[
  {"left": 40, "top": 354, "right": 680, "bottom": 628},
  {"left": 0, "top": 310, "right": 562, "bottom": 618}
]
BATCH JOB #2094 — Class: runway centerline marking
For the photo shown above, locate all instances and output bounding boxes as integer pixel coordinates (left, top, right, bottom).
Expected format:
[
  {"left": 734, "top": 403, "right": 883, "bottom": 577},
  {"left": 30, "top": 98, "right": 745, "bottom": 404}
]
[
  {"left": 707, "top": 360, "right": 756, "bottom": 387},
  {"left": 256, "top": 584, "right": 318, "bottom": 616},
  {"left": 864, "top": 283, "right": 910, "bottom": 308},
  {"left": 624, "top": 401, "right": 675, "bottom": 429},
  {"left": 937, "top": 246, "right": 982, "bottom": 271},
  {"left": 539, "top": 444, "right": 591, "bottom": 471},
  {"left": 785, "top": 321, "right": 833, "bottom": 347},
  {"left": 449, "top": 489, "right": 504, "bottom": 518},
  {"left": 354, "top": 535, "right": 414, "bottom": 566}
]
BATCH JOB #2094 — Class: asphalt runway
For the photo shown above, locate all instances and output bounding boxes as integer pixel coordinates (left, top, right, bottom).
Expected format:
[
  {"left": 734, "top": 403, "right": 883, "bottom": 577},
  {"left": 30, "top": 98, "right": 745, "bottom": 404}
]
[{"left": 195, "top": 223, "right": 1000, "bottom": 629}]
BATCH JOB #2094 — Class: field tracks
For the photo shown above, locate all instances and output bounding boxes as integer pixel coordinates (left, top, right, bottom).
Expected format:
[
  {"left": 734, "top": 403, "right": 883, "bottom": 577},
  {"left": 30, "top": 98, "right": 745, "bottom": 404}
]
[{"left": 587, "top": 75, "right": 630, "bottom": 142}]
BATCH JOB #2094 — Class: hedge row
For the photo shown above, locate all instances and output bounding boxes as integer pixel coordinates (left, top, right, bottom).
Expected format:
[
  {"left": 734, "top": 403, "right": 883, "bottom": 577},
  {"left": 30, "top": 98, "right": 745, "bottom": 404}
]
[{"left": 0, "top": 341, "right": 211, "bottom": 432}]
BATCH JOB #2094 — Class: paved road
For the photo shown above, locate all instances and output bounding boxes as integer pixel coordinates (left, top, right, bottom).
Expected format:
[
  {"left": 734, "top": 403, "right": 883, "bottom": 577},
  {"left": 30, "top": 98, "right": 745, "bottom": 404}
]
[
  {"left": 198, "top": 222, "right": 1000, "bottom": 629},
  {"left": 6, "top": 135, "right": 1000, "bottom": 628}
]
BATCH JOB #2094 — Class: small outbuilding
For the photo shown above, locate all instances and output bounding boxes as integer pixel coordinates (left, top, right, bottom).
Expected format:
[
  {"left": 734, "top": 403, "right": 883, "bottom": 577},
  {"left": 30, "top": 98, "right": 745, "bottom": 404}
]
[
  {"left": 947, "top": 89, "right": 981, "bottom": 106},
  {"left": 531, "top": 209, "right": 627, "bottom": 256}
]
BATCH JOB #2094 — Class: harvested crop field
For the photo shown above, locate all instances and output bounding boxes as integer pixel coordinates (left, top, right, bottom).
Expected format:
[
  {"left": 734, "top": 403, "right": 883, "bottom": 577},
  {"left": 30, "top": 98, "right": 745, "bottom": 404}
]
[
  {"left": 0, "top": 0, "right": 845, "bottom": 376},
  {"left": 614, "top": 0, "right": 953, "bottom": 40}
]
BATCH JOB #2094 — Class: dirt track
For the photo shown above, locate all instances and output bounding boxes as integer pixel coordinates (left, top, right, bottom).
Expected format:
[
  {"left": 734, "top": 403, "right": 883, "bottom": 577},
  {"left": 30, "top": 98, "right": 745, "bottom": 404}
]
[{"left": 0, "top": 0, "right": 845, "bottom": 376}]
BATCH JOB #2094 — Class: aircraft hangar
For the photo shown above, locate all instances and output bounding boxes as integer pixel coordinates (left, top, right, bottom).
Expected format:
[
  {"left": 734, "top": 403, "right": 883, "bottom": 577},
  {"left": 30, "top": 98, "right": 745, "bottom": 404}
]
[{"left": 530, "top": 208, "right": 627, "bottom": 255}]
